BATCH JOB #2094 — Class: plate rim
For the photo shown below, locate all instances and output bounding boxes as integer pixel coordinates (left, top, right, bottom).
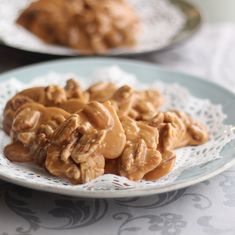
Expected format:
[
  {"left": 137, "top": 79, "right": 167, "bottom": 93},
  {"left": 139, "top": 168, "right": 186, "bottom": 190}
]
[
  {"left": 0, "top": 57, "right": 235, "bottom": 198},
  {"left": 1, "top": 56, "right": 235, "bottom": 99},
  {"left": 0, "top": 0, "right": 202, "bottom": 56},
  {"left": 0, "top": 157, "right": 235, "bottom": 198}
]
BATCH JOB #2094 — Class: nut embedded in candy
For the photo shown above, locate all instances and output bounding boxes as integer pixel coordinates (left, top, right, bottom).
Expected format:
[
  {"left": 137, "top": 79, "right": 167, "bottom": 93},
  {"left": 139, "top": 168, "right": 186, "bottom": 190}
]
[
  {"left": 119, "top": 116, "right": 162, "bottom": 181},
  {"left": 149, "top": 110, "right": 209, "bottom": 158},
  {"left": 45, "top": 101, "right": 126, "bottom": 183},
  {"left": 2, "top": 79, "right": 88, "bottom": 134},
  {"left": 2, "top": 78, "right": 209, "bottom": 185},
  {"left": 16, "top": 79, "right": 87, "bottom": 106},
  {"left": 144, "top": 110, "right": 209, "bottom": 180},
  {"left": 87, "top": 82, "right": 117, "bottom": 102},
  {"left": 111, "top": 85, "right": 163, "bottom": 120},
  {"left": 4, "top": 103, "right": 70, "bottom": 165},
  {"left": 3, "top": 94, "right": 35, "bottom": 134},
  {"left": 64, "top": 79, "right": 89, "bottom": 101}
]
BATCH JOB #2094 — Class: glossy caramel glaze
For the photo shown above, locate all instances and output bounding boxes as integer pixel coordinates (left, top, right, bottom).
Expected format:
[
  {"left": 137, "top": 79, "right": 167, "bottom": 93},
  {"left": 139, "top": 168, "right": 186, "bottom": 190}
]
[
  {"left": 104, "top": 159, "right": 120, "bottom": 175},
  {"left": 2, "top": 79, "right": 209, "bottom": 184},
  {"left": 58, "top": 99, "right": 86, "bottom": 113},
  {"left": 4, "top": 142, "right": 33, "bottom": 162},
  {"left": 3, "top": 79, "right": 87, "bottom": 135},
  {"left": 143, "top": 111, "right": 209, "bottom": 180},
  {"left": 3, "top": 95, "right": 35, "bottom": 135},
  {"left": 4, "top": 103, "right": 70, "bottom": 165},
  {"left": 45, "top": 101, "right": 126, "bottom": 183},
  {"left": 119, "top": 116, "right": 162, "bottom": 181},
  {"left": 144, "top": 157, "right": 176, "bottom": 181}
]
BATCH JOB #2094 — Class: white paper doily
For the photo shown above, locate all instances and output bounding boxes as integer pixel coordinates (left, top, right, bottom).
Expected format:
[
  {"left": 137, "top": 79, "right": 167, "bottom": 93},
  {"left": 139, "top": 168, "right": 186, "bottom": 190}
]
[
  {"left": 0, "top": 0, "right": 186, "bottom": 55},
  {"left": 0, "top": 66, "right": 234, "bottom": 193}
]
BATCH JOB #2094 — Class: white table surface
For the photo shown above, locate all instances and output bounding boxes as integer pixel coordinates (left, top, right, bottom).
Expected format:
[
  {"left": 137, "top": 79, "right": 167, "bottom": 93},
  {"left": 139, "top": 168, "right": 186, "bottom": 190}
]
[{"left": 0, "top": 2, "right": 235, "bottom": 235}]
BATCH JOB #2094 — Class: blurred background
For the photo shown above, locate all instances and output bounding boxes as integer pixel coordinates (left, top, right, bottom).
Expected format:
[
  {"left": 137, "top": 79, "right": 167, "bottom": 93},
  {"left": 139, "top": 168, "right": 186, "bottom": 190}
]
[
  {"left": 0, "top": 0, "right": 235, "bottom": 86},
  {"left": 189, "top": 0, "right": 235, "bottom": 22}
]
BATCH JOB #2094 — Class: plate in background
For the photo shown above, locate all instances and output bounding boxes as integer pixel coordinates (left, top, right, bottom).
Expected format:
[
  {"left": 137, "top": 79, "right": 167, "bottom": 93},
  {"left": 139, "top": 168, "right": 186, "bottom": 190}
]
[{"left": 0, "top": 0, "right": 201, "bottom": 56}]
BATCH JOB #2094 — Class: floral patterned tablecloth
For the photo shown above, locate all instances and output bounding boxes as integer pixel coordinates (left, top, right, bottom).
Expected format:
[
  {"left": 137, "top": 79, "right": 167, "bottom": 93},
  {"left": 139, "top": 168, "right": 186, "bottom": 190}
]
[{"left": 0, "top": 24, "right": 235, "bottom": 235}]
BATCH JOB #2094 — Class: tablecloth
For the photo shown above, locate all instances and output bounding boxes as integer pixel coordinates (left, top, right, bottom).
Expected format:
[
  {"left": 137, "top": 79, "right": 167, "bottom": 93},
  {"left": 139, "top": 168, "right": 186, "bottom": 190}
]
[{"left": 0, "top": 23, "right": 235, "bottom": 235}]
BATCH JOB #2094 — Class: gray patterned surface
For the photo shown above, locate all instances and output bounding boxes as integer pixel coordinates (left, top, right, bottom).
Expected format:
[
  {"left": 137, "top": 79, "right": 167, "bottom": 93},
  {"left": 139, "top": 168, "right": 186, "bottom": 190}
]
[
  {"left": 1, "top": 168, "right": 235, "bottom": 235},
  {"left": 0, "top": 23, "right": 235, "bottom": 235}
]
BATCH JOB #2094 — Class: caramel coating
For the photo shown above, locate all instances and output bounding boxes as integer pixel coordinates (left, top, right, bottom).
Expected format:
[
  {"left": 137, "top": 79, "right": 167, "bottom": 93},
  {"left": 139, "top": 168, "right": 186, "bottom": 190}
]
[
  {"left": 3, "top": 95, "right": 34, "bottom": 134},
  {"left": 112, "top": 85, "right": 163, "bottom": 120},
  {"left": 17, "top": 0, "right": 140, "bottom": 54},
  {"left": 149, "top": 110, "right": 209, "bottom": 159},
  {"left": 3, "top": 80, "right": 163, "bottom": 136},
  {"left": 144, "top": 110, "right": 209, "bottom": 180},
  {"left": 119, "top": 116, "right": 162, "bottom": 181},
  {"left": 58, "top": 99, "right": 86, "bottom": 113},
  {"left": 87, "top": 82, "right": 117, "bottom": 102},
  {"left": 2, "top": 78, "right": 209, "bottom": 185},
  {"left": 4, "top": 103, "right": 70, "bottom": 165},
  {"left": 4, "top": 142, "right": 32, "bottom": 163},
  {"left": 45, "top": 101, "right": 126, "bottom": 183},
  {"left": 3, "top": 79, "right": 87, "bottom": 134},
  {"left": 104, "top": 159, "right": 119, "bottom": 175},
  {"left": 144, "top": 157, "right": 176, "bottom": 181},
  {"left": 17, "top": 79, "right": 87, "bottom": 106},
  {"left": 64, "top": 79, "right": 89, "bottom": 102},
  {"left": 87, "top": 83, "right": 163, "bottom": 121}
]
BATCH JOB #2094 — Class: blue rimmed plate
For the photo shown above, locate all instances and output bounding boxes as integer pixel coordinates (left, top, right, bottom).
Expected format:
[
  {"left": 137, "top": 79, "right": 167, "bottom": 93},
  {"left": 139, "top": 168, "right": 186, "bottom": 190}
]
[{"left": 0, "top": 58, "right": 234, "bottom": 198}]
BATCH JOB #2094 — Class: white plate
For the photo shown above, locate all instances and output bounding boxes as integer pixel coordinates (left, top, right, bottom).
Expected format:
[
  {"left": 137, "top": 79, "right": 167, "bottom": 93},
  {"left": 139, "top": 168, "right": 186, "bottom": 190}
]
[
  {"left": 0, "top": 58, "right": 234, "bottom": 198},
  {"left": 0, "top": 0, "right": 201, "bottom": 56}
]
